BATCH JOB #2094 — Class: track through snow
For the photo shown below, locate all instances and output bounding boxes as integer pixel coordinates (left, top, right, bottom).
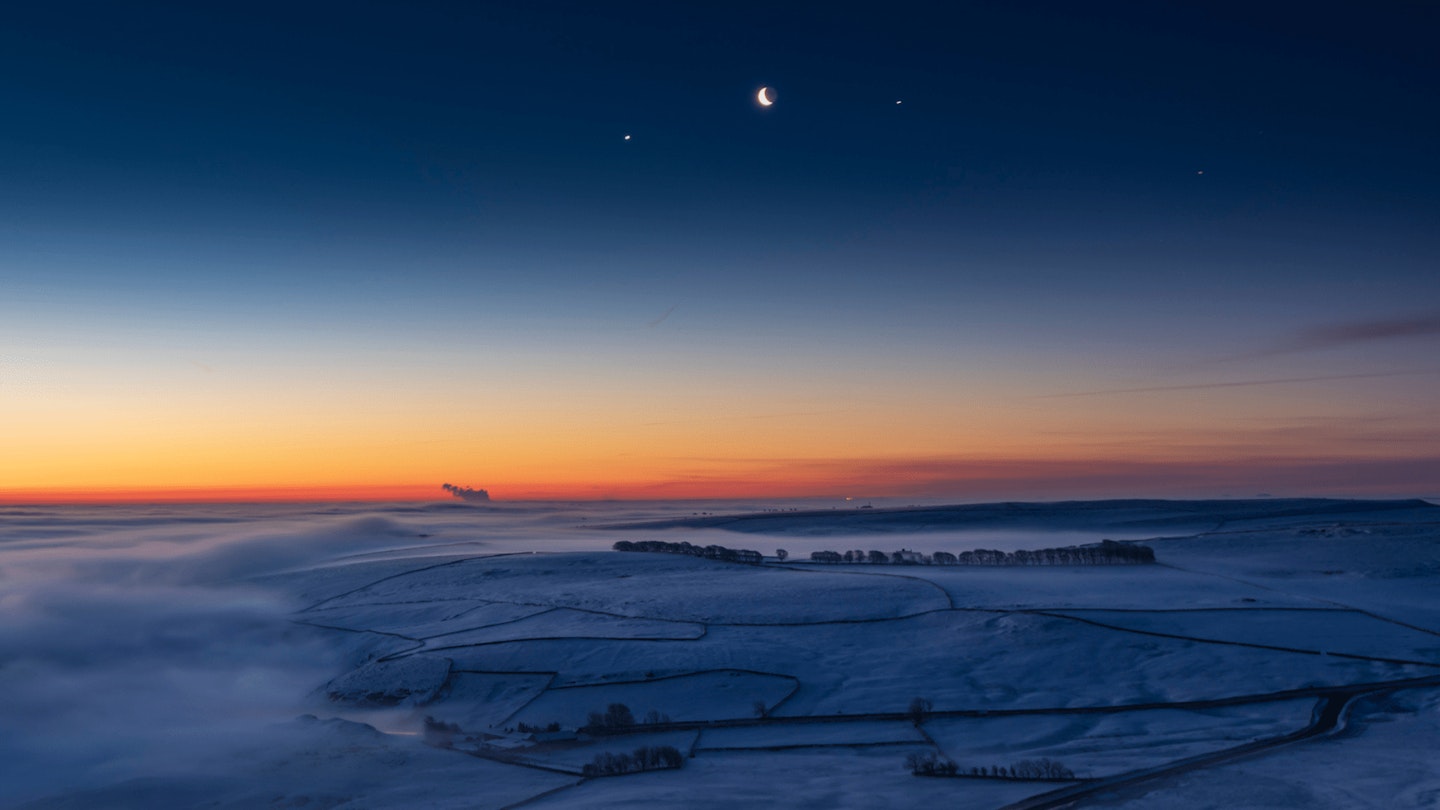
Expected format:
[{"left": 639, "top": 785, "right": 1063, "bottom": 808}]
[{"left": 993, "top": 676, "right": 1440, "bottom": 809}]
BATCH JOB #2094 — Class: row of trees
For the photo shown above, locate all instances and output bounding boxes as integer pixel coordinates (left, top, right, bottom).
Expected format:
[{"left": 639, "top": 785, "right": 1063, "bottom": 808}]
[
  {"left": 1004, "top": 759, "right": 1076, "bottom": 779},
  {"left": 422, "top": 715, "right": 463, "bottom": 748},
  {"left": 906, "top": 751, "right": 959, "bottom": 776},
  {"left": 583, "top": 702, "right": 672, "bottom": 733},
  {"left": 583, "top": 745, "right": 685, "bottom": 776},
  {"left": 513, "top": 721, "right": 561, "bottom": 734},
  {"left": 613, "top": 540, "right": 763, "bottom": 564},
  {"left": 811, "top": 540, "right": 1155, "bottom": 566},
  {"left": 907, "top": 753, "right": 1076, "bottom": 780}
]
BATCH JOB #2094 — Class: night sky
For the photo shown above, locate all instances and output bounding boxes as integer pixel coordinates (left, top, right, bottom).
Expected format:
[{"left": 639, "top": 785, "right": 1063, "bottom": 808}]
[{"left": 3, "top": 1, "right": 1438, "bottom": 501}]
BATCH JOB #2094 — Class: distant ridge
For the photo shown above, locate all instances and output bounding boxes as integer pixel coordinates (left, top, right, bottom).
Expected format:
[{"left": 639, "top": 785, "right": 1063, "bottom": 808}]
[{"left": 602, "top": 498, "right": 1438, "bottom": 536}]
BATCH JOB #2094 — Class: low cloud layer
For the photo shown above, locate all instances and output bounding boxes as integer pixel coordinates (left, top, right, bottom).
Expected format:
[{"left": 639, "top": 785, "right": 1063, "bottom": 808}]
[
  {"left": 0, "top": 512, "right": 429, "bottom": 805},
  {"left": 1041, "top": 369, "right": 1432, "bottom": 398},
  {"left": 0, "top": 581, "right": 336, "bottom": 803}
]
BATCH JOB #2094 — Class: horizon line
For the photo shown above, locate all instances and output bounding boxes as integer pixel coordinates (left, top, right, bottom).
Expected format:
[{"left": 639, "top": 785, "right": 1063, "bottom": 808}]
[{"left": 2, "top": 486, "right": 1435, "bottom": 508}]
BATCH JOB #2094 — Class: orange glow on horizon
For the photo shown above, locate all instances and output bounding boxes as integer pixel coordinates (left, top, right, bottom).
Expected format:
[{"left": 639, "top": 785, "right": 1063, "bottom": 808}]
[
  {"left": 11, "top": 338, "right": 1437, "bottom": 506},
  {"left": 0, "top": 484, "right": 435, "bottom": 505},
  {"left": 4, "top": 451, "right": 1436, "bottom": 505}
]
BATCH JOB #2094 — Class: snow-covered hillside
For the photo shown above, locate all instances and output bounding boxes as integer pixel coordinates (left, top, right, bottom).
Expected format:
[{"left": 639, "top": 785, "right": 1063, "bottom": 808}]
[{"left": 4, "top": 498, "right": 1437, "bottom": 809}]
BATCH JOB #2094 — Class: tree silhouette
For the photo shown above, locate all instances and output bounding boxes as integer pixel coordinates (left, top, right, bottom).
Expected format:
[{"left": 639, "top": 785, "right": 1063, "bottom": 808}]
[
  {"left": 604, "top": 703, "right": 634, "bottom": 728},
  {"left": 907, "top": 696, "right": 933, "bottom": 725}
]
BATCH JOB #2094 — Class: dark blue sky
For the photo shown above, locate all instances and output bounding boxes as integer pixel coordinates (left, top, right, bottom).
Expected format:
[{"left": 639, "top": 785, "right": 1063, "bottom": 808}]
[
  {"left": 6, "top": 1, "right": 1435, "bottom": 255},
  {"left": 4, "top": 1, "right": 1439, "bottom": 499}
]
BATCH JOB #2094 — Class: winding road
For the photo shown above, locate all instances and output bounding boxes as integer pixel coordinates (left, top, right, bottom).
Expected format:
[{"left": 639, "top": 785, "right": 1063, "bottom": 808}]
[{"left": 994, "top": 675, "right": 1440, "bottom": 810}]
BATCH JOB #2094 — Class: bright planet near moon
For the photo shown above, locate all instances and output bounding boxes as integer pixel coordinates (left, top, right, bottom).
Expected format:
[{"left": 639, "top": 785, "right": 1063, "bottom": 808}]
[{"left": 757, "top": 86, "right": 774, "bottom": 106}]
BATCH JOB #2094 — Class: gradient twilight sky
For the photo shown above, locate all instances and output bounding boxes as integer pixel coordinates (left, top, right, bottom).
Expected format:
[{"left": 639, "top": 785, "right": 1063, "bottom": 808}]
[{"left": 2, "top": 1, "right": 1438, "bottom": 502}]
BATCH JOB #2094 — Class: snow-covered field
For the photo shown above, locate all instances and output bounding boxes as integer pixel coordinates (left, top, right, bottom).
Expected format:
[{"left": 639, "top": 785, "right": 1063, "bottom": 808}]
[
  {"left": 923, "top": 700, "right": 1317, "bottom": 778},
  {"left": 2, "top": 497, "right": 1438, "bottom": 808},
  {"left": 1045, "top": 608, "right": 1440, "bottom": 664},
  {"left": 1094, "top": 687, "right": 1440, "bottom": 809},
  {"left": 510, "top": 669, "right": 799, "bottom": 727}
]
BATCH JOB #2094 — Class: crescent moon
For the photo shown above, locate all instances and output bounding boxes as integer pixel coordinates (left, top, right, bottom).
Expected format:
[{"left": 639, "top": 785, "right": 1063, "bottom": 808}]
[{"left": 757, "top": 87, "right": 773, "bottom": 106}]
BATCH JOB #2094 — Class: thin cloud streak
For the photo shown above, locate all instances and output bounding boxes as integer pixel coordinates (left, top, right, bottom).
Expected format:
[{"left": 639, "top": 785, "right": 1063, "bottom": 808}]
[
  {"left": 1039, "top": 369, "right": 1437, "bottom": 399},
  {"left": 641, "top": 409, "right": 848, "bottom": 427},
  {"left": 647, "top": 302, "right": 680, "bottom": 328},
  {"left": 1299, "top": 312, "right": 1440, "bottom": 347},
  {"left": 581, "top": 455, "right": 1440, "bottom": 501},
  {"left": 851, "top": 456, "right": 1440, "bottom": 500},
  {"left": 1226, "top": 312, "right": 1440, "bottom": 362}
]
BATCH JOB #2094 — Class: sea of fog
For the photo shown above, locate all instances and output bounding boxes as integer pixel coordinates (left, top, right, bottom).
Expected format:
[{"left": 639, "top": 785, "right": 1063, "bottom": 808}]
[{"left": 0, "top": 499, "right": 1146, "bottom": 806}]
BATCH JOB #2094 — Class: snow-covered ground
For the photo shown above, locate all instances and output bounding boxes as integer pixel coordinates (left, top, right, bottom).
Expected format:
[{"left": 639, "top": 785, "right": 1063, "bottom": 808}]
[
  {"left": 865, "top": 562, "right": 1318, "bottom": 610},
  {"left": 1045, "top": 608, "right": 1440, "bottom": 664},
  {"left": 1094, "top": 687, "right": 1440, "bottom": 809},
  {"left": 3, "top": 497, "right": 1437, "bottom": 808},
  {"left": 695, "top": 720, "right": 929, "bottom": 750},
  {"left": 432, "top": 609, "right": 1420, "bottom": 713},
  {"left": 522, "top": 747, "right": 1047, "bottom": 810},
  {"left": 300, "top": 550, "right": 949, "bottom": 623},
  {"left": 510, "top": 669, "right": 799, "bottom": 727},
  {"left": 923, "top": 700, "right": 1317, "bottom": 778}
]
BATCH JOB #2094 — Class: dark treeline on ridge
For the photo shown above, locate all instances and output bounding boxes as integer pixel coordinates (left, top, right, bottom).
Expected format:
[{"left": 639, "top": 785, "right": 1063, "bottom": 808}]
[
  {"left": 612, "top": 539, "right": 1153, "bottom": 565},
  {"left": 907, "top": 752, "right": 1077, "bottom": 780},
  {"left": 612, "top": 539, "right": 763, "bottom": 564},
  {"left": 582, "top": 745, "right": 685, "bottom": 777},
  {"left": 809, "top": 540, "right": 1155, "bottom": 566}
]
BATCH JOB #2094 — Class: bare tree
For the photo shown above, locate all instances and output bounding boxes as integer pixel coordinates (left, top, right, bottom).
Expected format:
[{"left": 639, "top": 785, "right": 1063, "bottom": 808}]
[
  {"left": 907, "top": 696, "right": 933, "bottom": 725},
  {"left": 583, "top": 745, "right": 685, "bottom": 777},
  {"left": 905, "top": 751, "right": 957, "bottom": 776},
  {"left": 604, "top": 703, "right": 635, "bottom": 728}
]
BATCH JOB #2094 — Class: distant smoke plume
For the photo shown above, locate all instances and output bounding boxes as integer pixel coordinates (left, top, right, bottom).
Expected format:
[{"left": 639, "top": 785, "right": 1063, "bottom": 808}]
[{"left": 442, "top": 483, "right": 490, "bottom": 502}]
